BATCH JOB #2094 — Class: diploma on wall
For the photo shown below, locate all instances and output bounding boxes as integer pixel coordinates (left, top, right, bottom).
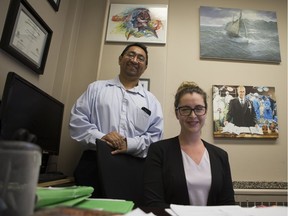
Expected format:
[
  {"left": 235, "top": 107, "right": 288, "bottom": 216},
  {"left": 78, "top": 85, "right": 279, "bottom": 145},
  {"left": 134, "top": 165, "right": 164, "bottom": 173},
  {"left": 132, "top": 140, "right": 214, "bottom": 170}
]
[{"left": 11, "top": 9, "right": 47, "bottom": 67}]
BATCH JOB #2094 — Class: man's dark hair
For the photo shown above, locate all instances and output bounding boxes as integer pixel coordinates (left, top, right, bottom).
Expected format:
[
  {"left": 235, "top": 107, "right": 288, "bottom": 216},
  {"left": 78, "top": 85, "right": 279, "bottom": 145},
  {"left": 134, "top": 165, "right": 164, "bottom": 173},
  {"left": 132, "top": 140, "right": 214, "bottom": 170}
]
[{"left": 120, "top": 42, "right": 148, "bottom": 65}]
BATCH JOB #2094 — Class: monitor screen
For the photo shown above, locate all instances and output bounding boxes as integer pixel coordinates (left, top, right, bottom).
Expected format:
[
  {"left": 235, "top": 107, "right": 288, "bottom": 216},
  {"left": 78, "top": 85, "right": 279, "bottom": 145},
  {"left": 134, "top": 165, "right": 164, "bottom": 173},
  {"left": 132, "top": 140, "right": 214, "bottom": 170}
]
[{"left": 0, "top": 72, "right": 64, "bottom": 155}]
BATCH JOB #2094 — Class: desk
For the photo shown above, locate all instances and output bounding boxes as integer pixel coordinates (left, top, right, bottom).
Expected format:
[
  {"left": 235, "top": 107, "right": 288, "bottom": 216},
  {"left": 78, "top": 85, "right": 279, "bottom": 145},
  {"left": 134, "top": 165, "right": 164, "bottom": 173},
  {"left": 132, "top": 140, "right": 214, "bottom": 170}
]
[
  {"left": 34, "top": 206, "right": 170, "bottom": 216},
  {"left": 33, "top": 207, "right": 120, "bottom": 216},
  {"left": 38, "top": 177, "right": 75, "bottom": 187}
]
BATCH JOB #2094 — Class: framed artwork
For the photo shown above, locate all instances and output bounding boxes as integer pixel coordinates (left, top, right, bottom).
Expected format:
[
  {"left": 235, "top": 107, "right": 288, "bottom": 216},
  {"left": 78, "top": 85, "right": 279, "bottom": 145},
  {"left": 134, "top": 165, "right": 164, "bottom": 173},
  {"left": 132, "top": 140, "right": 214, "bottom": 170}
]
[
  {"left": 212, "top": 85, "right": 278, "bottom": 139},
  {"left": 47, "top": 0, "right": 61, "bottom": 12},
  {"left": 139, "top": 78, "right": 150, "bottom": 91},
  {"left": 200, "top": 6, "right": 281, "bottom": 63},
  {"left": 0, "top": 0, "right": 53, "bottom": 74},
  {"left": 106, "top": 4, "right": 168, "bottom": 44}
]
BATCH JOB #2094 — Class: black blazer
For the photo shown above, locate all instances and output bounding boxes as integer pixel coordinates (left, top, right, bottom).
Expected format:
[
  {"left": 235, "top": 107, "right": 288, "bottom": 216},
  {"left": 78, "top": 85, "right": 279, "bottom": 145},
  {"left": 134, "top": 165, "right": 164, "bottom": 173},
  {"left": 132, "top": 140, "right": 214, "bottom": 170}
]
[
  {"left": 144, "top": 136, "right": 235, "bottom": 208},
  {"left": 226, "top": 98, "right": 257, "bottom": 127}
]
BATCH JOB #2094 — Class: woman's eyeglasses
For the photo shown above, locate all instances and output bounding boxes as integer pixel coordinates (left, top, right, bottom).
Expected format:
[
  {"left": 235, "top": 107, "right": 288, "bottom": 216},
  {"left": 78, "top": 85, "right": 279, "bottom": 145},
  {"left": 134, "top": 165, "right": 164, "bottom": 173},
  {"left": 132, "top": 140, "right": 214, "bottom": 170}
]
[{"left": 176, "top": 105, "right": 207, "bottom": 116}]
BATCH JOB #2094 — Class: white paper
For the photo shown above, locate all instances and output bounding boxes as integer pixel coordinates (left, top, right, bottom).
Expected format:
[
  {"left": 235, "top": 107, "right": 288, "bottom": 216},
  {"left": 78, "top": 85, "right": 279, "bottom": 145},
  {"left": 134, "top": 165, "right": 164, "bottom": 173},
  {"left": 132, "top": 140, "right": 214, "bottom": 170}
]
[
  {"left": 222, "top": 123, "right": 263, "bottom": 135},
  {"left": 242, "top": 206, "right": 288, "bottom": 216},
  {"left": 125, "top": 208, "right": 156, "bottom": 216},
  {"left": 170, "top": 205, "right": 245, "bottom": 216},
  {"left": 169, "top": 205, "right": 288, "bottom": 216}
]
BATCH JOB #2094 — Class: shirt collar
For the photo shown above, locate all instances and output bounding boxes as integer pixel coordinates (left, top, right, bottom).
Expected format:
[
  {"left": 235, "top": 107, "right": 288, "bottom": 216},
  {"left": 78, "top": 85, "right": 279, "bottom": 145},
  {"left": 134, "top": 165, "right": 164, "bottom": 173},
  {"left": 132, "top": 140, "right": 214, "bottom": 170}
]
[
  {"left": 106, "top": 76, "right": 122, "bottom": 87},
  {"left": 106, "top": 76, "right": 145, "bottom": 97}
]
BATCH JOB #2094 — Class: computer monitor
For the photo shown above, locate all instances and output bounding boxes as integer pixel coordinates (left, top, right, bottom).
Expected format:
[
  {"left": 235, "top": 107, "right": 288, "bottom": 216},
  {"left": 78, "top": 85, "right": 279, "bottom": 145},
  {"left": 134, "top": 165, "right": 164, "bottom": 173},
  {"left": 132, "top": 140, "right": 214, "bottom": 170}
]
[{"left": 0, "top": 72, "right": 64, "bottom": 171}]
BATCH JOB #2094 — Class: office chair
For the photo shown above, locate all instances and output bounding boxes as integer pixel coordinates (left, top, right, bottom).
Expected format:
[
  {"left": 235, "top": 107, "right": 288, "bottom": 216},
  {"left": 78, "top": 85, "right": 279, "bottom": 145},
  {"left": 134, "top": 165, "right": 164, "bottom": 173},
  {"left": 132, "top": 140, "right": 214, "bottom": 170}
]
[
  {"left": 74, "top": 139, "right": 146, "bottom": 206},
  {"left": 74, "top": 149, "right": 100, "bottom": 197}
]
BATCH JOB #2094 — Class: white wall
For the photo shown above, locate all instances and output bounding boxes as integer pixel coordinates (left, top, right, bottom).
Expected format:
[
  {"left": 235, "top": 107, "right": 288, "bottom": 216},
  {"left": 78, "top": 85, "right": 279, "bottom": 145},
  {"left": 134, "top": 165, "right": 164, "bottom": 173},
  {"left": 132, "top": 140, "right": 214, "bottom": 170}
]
[
  {"left": 0, "top": 0, "right": 287, "bottom": 182},
  {"left": 96, "top": 0, "right": 288, "bottom": 181}
]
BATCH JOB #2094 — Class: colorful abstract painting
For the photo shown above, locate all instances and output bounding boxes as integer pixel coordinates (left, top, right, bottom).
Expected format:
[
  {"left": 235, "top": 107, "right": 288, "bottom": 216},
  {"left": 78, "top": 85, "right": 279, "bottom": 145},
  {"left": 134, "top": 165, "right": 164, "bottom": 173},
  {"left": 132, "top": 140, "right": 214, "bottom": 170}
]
[{"left": 106, "top": 4, "right": 168, "bottom": 44}]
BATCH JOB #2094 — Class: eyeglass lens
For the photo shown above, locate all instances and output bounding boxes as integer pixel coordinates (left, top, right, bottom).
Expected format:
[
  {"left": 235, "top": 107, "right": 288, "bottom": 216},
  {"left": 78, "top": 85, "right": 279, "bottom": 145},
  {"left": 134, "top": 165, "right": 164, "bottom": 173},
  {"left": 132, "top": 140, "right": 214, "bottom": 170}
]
[
  {"left": 178, "top": 106, "right": 206, "bottom": 116},
  {"left": 126, "top": 51, "right": 146, "bottom": 63}
]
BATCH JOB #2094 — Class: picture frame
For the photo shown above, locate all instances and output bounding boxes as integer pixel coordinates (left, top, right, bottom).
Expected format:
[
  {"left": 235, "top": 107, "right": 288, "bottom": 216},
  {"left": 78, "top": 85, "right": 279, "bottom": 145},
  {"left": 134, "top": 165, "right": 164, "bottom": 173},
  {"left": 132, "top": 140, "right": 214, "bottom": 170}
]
[
  {"left": 0, "top": 0, "right": 53, "bottom": 74},
  {"left": 139, "top": 78, "right": 150, "bottom": 91},
  {"left": 212, "top": 84, "right": 278, "bottom": 139},
  {"left": 106, "top": 4, "right": 168, "bottom": 44},
  {"left": 47, "top": 0, "right": 61, "bottom": 12},
  {"left": 200, "top": 6, "right": 281, "bottom": 63}
]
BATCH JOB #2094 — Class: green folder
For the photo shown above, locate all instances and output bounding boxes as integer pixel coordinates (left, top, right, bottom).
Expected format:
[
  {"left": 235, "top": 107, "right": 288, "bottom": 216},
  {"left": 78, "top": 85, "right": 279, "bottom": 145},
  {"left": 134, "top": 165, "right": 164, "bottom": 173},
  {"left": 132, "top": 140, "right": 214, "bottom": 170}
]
[
  {"left": 35, "top": 186, "right": 134, "bottom": 214},
  {"left": 35, "top": 186, "right": 94, "bottom": 209},
  {"left": 40, "top": 195, "right": 91, "bottom": 208},
  {"left": 75, "top": 198, "right": 134, "bottom": 214}
]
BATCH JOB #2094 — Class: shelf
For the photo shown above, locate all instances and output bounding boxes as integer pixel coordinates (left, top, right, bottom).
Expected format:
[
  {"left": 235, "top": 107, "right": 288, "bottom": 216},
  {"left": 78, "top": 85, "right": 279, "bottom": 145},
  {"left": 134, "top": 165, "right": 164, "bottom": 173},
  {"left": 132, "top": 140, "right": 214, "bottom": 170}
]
[{"left": 38, "top": 177, "right": 75, "bottom": 187}]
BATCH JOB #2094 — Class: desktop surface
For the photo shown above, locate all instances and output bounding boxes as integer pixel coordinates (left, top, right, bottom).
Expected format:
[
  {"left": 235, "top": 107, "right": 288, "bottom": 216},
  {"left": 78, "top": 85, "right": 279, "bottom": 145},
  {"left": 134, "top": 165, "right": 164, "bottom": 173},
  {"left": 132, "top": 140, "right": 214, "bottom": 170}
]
[{"left": 38, "top": 172, "right": 67, "bottom": 183}]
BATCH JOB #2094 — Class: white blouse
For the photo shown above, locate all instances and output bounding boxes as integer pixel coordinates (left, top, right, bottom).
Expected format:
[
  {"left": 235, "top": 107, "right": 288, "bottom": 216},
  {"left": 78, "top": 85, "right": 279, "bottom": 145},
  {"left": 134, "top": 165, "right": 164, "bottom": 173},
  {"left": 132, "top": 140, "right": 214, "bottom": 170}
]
[{"left": 181, "top": 148, "right": 212, "bottom": 205}]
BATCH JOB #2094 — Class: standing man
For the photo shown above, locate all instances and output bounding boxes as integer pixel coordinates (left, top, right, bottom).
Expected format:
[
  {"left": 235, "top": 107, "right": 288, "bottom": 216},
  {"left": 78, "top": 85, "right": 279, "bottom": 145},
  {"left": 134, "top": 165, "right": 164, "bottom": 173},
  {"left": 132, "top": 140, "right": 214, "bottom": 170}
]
[
  {"left": 225, "top": 85, "right": 257, "bottom": 127},
  {"left": 69, "top": 43, "right": 163, "bottom": 158}
]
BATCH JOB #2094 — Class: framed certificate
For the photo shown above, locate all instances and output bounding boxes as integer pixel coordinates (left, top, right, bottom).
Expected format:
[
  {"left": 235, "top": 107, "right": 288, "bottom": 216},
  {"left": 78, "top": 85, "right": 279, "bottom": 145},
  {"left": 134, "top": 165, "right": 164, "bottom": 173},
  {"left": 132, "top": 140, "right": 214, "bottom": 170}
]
[{"left": 0, "top": 0, "right": 53, "bottom": 74}]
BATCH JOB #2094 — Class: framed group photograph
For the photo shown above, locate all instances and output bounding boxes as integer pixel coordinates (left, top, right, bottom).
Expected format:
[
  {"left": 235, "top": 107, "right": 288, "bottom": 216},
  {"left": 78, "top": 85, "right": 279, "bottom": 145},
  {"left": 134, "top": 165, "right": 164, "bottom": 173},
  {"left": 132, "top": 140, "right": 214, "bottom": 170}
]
[
  {"left": 106, "top": 4, "right": 168, "bottom": 44},
  {"left": 200, "top": 6, "right": 281, "bottom": 63},
  {"left": 0, "top": 0, "right": 53, "bottom": 74},
  {"left": 212, "top": 85, "right": 278, "bottom": 139},
  {"left": 47, "top": 0, "right": 61, "bottom": 12}
]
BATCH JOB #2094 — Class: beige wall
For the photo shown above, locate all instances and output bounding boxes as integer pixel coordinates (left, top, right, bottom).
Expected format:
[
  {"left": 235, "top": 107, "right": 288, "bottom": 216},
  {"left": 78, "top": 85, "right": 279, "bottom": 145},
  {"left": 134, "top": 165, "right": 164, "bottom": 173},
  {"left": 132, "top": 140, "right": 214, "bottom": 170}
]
[{"left": 0, "top": 0, "right": 287, "bottom": 182}]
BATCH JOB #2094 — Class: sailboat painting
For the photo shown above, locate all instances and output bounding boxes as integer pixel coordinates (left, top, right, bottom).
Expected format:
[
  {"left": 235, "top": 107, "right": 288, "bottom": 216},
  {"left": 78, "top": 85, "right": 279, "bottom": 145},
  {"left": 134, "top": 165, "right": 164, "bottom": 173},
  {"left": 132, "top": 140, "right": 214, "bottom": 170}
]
[
  {"left": 200, "top": 6, "right": 281, "bottom": 63},
  {"left": 225, "top": 11, "right": 247, "bottom": 38}
]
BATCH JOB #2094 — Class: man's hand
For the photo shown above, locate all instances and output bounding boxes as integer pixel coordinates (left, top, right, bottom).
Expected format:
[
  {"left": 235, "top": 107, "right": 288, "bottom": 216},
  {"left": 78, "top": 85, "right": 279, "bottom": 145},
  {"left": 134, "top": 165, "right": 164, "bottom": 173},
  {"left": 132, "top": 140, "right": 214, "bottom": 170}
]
[{"left": 101, "top": 131, "right": 127, "bottom": 154}]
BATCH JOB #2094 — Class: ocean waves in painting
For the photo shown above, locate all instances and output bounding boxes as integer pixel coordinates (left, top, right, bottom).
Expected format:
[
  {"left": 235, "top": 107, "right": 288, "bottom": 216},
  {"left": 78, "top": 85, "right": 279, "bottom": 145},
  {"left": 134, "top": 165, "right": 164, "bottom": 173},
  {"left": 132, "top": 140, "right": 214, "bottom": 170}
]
[{"left": 200, "top": 19, "right": 281, "bottom": 63}]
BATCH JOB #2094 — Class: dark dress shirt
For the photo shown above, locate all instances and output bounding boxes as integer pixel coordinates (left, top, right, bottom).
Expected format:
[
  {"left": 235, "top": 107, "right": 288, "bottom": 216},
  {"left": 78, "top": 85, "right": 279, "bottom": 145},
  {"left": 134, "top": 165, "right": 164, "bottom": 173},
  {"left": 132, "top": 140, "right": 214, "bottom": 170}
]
[{"left": 144, "top": 136, "right": 235, "bottom": 208}]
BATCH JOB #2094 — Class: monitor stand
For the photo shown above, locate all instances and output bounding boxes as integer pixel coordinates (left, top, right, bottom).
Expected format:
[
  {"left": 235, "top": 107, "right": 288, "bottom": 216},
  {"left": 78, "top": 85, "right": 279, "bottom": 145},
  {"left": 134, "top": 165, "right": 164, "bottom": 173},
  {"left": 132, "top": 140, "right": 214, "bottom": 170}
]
[
  {"left": 40, "top": 152, "right": 50, "bottom": 174},
  {"left": 38, "top": 152, "right": 67, "bottom": 183}
]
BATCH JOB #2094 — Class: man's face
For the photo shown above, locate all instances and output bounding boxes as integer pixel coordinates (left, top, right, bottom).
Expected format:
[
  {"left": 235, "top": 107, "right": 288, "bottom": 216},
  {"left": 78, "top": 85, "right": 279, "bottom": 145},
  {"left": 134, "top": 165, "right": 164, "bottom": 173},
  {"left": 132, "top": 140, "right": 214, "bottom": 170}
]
[
  {"left": 118, "top": 46, "right": 147, "bottom": 80},
  {"left": 238, "top": 87, "right": 246, "bottom": 99}
]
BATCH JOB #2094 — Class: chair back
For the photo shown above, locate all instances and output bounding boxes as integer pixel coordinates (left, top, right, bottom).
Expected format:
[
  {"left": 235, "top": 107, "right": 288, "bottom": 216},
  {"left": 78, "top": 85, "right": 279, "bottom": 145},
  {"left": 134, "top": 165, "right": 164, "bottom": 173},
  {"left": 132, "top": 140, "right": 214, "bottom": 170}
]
[
  {"left": 96, "top": 139, "right": 146, "bottom": 206},
  {"left": 74, "top": 149, "right": 100, "bottom": 197},
  {"left": 74, "top": 139, "right": 146, "bottom": 206}
]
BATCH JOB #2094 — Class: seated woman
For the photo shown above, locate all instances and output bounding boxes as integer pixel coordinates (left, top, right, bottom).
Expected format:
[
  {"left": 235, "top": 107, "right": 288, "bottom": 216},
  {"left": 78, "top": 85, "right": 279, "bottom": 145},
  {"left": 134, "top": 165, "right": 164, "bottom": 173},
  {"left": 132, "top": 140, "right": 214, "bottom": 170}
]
[{"left": 144, "top": 81, "right": 235, "bottom": 208}]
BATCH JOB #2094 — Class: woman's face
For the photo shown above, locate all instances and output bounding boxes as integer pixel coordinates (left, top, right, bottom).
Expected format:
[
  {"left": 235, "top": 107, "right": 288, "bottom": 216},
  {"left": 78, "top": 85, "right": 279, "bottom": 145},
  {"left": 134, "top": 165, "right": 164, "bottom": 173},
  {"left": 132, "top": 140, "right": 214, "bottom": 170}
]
[{"left": 176, "top": 93, "right": 207, "bottom": 135}]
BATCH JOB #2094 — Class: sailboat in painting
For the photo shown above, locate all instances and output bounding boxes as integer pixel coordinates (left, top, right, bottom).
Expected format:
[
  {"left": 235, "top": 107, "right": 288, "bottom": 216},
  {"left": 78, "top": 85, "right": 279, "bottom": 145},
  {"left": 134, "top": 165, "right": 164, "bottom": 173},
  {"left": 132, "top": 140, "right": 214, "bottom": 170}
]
[{"left": 225, "top": 11, "right": 247, "bottom": 38}]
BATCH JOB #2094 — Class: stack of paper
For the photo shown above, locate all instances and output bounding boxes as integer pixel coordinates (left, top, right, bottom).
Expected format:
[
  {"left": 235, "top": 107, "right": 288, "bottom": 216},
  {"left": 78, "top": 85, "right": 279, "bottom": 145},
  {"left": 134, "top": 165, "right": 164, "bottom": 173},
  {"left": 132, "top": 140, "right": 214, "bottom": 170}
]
[
  {"left": 170, "top": 205, "right": 244, "bottom": 216},
  {"left": 168, "top": 204, "right": 288, "bottom": 216}
]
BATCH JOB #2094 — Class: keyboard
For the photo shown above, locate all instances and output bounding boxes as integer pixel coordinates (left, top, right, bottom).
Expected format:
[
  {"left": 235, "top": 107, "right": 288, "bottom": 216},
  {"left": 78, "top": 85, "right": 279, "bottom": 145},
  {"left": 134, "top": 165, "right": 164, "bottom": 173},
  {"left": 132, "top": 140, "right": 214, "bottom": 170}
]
[{"left": 38, "top": 172, "right": 67, "bottom": 183}]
